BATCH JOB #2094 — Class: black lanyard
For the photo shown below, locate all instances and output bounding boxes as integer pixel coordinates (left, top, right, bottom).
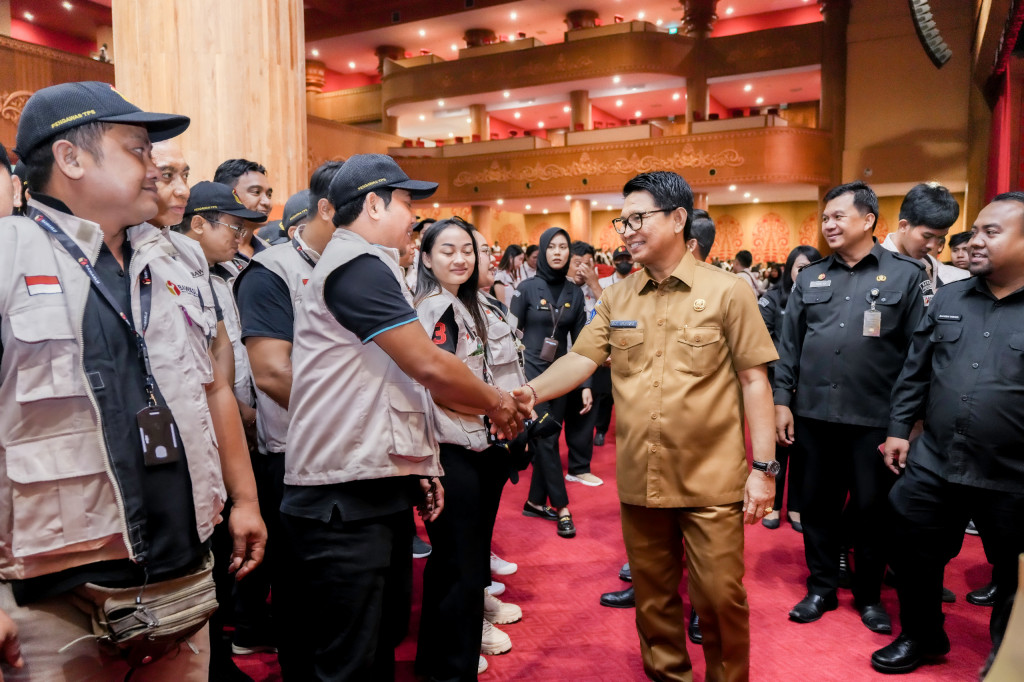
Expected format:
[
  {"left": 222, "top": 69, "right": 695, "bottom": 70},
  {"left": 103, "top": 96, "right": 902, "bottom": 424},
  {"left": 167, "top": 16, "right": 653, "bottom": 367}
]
[
  {"left": 291, "top": 237, "right": 317, "bottom": 268},
  {"left": 30, "top": 208, "right": 159, "bottom": 406}
]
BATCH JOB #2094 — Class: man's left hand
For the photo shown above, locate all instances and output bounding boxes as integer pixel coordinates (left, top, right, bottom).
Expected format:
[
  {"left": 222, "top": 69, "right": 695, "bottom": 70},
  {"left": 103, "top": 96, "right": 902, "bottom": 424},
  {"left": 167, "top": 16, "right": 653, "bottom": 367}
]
[
  {"left": 227, "top": 499, "right": 267, "bottom": 580},
  {"left": 742, "top": 471, "right": 776, "bottom": 525}
]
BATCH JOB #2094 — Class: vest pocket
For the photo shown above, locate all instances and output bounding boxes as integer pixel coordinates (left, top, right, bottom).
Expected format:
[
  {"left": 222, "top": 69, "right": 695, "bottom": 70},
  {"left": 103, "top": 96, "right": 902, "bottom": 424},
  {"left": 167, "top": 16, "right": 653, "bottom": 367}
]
[
  {"left": 8, "top": 308, "right": 86, "bottom": 402},
  {"left": 386, "top": 383, "right": 434, "bottom": 463},
  {"left": 6, "top": 432, "right": 121, "bottom": 558}
]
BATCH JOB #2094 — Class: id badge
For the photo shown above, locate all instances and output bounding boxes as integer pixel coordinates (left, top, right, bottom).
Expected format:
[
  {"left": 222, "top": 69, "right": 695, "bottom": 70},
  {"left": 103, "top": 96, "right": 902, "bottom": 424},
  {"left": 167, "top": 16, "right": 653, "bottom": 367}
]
[
  {"left": 863, "top": 309, "right": 882, "bottom": 337},
  {"left": 137, "top": 405, "right": 184, "bottom": 466},
  {"left": 539, "top": 336, "right": 559, "bottom": 362}
]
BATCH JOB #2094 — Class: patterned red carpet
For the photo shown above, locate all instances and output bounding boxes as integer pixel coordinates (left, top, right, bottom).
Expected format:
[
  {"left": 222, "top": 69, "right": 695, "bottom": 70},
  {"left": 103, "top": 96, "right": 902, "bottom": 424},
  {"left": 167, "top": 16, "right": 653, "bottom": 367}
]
[{"left": 236, "top": 422, "right": 993, "bottom": 681}]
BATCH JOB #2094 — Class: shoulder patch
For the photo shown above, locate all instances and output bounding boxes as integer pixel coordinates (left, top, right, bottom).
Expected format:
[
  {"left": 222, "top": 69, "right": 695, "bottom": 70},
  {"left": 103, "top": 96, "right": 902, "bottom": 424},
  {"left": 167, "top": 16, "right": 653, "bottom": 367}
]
[
  {"left": 512, "top": 289, "right": 521, "bottom": 297},
  {"left": 758, "top": 296, "right": 770, "bottom": 307}
]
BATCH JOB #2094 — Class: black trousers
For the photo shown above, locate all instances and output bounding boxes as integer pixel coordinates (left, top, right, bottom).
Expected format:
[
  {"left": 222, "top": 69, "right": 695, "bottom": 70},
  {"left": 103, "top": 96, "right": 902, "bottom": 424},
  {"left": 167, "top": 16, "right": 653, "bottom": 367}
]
[
  {"left": 528, "top": 395, "right": 570, "bottom": 509},
  {"left": 278, "top": 507, "right": 413, "bottom": 681},
  {"left": 593, "top": 366, "right": 613, "bottom": 436},
  {"left": 233, "top": 451, "right": 285, "bottom": 640},
  {"left": 417, "top": 445, "right": 509, "bottom": 682},
  {"left": 772, "top": 442, "right": 801, "bottom": 514},
  {"left": 889, "top": 459, "right": 1024, "bottom": 649},
  {"left": 563, "top": 388, "right": 598, "bottom": 476},
  {"left": 796, "top": 417, "right": 895, "bottom": 604}
]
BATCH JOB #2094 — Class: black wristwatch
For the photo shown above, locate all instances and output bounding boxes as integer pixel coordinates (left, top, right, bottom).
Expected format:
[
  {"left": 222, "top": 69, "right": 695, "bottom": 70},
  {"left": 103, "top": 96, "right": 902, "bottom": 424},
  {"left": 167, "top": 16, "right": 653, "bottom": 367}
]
[{"left": 752, "top": 460, "right": 781, "bottom": 477}]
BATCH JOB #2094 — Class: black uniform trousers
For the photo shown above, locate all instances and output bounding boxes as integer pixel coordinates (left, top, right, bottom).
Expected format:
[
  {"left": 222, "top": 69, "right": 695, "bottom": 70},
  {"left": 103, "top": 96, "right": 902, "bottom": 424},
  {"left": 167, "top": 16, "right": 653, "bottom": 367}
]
[
  {"left": 417, "top": 444, "right": 509, "bottom": 682},
  {"left": 796, "top": 417, "right": 896, "bottom": 604},
  {"left": 592, "top": 366, "right": 613, "bottom": 437},
  {"left": 277, "top": 507, "right": 413, "bottom": 681},
  {"left": 563, "top": 388, "right": 598, "bottom": 476},
  {"left": 772, "top": 442, "right": 801, "bottom": 515},
  {"left": 889, "top": 459, "right": 1024, "bottom": 649},
  {"left": 528, "top": 395, "right": 571, "bottom": 509}
]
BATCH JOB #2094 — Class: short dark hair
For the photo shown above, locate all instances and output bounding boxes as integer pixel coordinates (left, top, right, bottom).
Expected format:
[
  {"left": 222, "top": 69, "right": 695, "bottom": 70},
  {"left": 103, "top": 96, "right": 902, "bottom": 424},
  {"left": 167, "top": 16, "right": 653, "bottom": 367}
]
[
  {"left": 309, "top": 160, "right": 345, "bottom": 213},
  {"left": 570, "top": 240, "right": 594, "bottom": 257},
  {"left": 22, "top": 121, "right": 111, "bottom": 193},
  {"left": 0, "top": 143, "right": 10, "bottom": 174},
  {"left": 992, "top": 191, "right": 1024, "bottom": 208},
  {"left": 623, "top": 171, "right": 693, "bottom": 236},
  {"left": 948, "top": 231, "right": 971, "bottom": 248},
  {"left": 734, "top": 249, "right": 753, "bottom": 268},
  {"left": 332, "top": 189, "right": 393, "bottom": 228},
  {"left": 525, "top": 244, "right": 539, "bottom": 258},
  {"left": 174, "top": 209, "right": 221, "bottom": 234},
  {"left": 688, "top": 208, "right": 716, "bottom": 261},
  {"left": 213, "top": 158, "right": 267, "bottom": 188},
  {"left": 899, "top": 183, "right": 959, "bottom": 230},
  {"left": 823, "top": 180, "right": 879, "bottom": 231}
]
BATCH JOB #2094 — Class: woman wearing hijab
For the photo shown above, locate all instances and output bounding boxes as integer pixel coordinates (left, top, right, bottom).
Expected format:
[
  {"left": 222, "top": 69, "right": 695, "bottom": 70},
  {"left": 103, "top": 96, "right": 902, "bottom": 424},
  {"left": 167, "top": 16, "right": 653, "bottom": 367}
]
[
  {"left": 509, "top": 227, "right": 590, "bottom": 538},
  {"left": 758, "top": 244, "right": 821, "bottom": 532}
]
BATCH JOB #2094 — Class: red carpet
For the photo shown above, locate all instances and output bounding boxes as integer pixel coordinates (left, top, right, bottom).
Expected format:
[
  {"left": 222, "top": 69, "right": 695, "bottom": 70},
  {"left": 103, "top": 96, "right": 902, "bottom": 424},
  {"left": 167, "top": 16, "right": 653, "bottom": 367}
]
[{"left": 236, "top": 420, "right": 994, "bottom": 681}]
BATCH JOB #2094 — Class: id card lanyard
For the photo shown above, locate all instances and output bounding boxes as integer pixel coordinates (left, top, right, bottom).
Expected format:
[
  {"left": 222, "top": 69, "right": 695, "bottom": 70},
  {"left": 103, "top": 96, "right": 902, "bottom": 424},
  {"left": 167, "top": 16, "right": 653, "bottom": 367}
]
[
  {"left": 291, "top": 236, "right": 318, "bottom": 268},
  {"left": 863, "top": 288, "right": 881, "bottom": 337}
]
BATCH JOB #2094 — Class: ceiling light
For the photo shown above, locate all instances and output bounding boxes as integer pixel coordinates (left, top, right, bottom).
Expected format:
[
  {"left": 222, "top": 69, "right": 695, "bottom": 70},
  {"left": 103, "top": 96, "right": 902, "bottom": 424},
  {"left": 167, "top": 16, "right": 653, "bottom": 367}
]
[
  {"left": 511, "top": 11, "right": 517, "bottom": 19},
  {"left": 311, "top": 49, "right": 320, "bottom": 57},
  {"left": 672, "top": 93, "right": 680, "bottom": 101},
  {"left": 591, "top": 200, "right": 598, "bottom": 206},
  {"left": 635, "top": 110, "right": 642, "bottom": 117},
  {"left": 509, "top": 34, "right": 516, "bottom": 42},
  {"left": 565, "top": 195, "right": 572, "bottom": 201},
  {"left": 725, "top": 7, "right": 734, "bottom": 15},
  {"left": 438, "top": 100, "right": 445, "bottom": 107},
  {"left": 606, "top": 205, "right": 614, "bottom": 211},
  {"left": 615, "top": 99, "right": 623, "bottom": 107},
  {"left": 448, "top": 132, "right": 454, "bottom": 137},
  {"left": 23, "top": 11, "right": 33, "bottom": 20},
  {"left": 753, "top": 198, "right": 760, "bottom": 203},
  {"left": 542, "top": 209, "right": 549, "bottom": 215},
  {"left": 433, "top": 203, "right": 440, "bottom": 208},
  {"left": 526, "top": 204, "right": 532, "bottom": 210},
  {"left": 756, "top": 97, "right": 764, "bottom": 104},
  {"left": 62, "top": 1, "right": 73, "bottom": 9},
  {"left": 503, "top": 91, "right": 510, "bottom": 98},
  {"left": 419, "top": 29, "right": 426, "bottom": 37},
  {"left": 466, "top": 117, "right": 472, "bottom": 123},
  {"left": 497, "top": 199, "right": 504, "bottom": 205},
  {"left": 451, "top": 44, "right": 458, "bottom": 51},
  {"left": 563, "top": 105, "right": 571, "bottom": 113},
  {"left": 613, "top": 76, "right": 621, "bottom": 84},
  {"left": 513, "top": 112, "right": 521, "bottom": 119},
  {"left": 729, "top": 185, "right": 737, "bottom": 191},
  {"left": 538, "top": 121, "right": 545, "bottom": 128},
  {"left": 348, "top": 60, "right": 356, "bottom": 68},
  {"left": 743, "top": 192, "right": 751, "bottom": 198},
  {"left": 744, "top": 84, "right": 752, "bottom": 92},
  {"left": 419, "top": 114, "right": 426, "bottom": 121},
  {"left": 656, "top": 19, "right": 663, "bottom": 26},
  {"left": 638, "top": 11, "right": 646, "bottom": 19}
]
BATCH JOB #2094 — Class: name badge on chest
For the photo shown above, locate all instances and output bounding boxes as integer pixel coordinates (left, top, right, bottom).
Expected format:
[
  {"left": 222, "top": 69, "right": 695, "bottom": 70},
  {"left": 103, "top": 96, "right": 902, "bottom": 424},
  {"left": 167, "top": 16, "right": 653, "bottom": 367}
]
[{"left": 863, "top": 288, "right": 881, "bottom": 337}]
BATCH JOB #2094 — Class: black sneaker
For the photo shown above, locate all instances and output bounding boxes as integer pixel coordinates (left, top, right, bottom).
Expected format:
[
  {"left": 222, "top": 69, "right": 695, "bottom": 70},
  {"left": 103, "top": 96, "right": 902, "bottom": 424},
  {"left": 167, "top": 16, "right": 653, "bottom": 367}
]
[
  {"left": 231, "top": 629, "right": 278, "bottom": 656},
  {"left": 412, "top": 535, "right": 432, "bottom": 559}
]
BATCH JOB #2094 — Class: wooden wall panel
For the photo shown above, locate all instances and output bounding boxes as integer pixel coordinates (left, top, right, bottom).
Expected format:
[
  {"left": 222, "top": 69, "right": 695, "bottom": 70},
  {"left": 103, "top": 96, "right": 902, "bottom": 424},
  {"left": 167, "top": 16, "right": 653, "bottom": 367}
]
[
  {"left": 312, "top": 84, "right": 383, "bottom": 124},
  {"left": 0, "top": 36, "right": 114, "bottom": 152},
  {"left": 306, "top": 116, "right": 403, "bottom": 175}
]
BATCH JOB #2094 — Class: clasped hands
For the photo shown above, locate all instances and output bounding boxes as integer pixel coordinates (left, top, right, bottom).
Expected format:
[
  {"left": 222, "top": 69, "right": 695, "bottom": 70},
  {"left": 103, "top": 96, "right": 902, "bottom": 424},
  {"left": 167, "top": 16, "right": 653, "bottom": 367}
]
[{"left": 484, "top": 387, "right": 534, "bottom": 440}]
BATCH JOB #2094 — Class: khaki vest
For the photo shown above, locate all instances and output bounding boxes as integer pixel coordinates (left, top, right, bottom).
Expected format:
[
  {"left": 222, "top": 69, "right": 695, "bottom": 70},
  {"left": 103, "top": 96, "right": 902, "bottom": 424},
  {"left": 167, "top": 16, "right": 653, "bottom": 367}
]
[
  {"left": 245, "top": 241, "right": 314, "bottom": 453},
  {"left": 479, "top": 293, "right": 527, "bottom": 393},
  {"left": 210, "top": 264, "right": 254, "bottom": 407},
  {"left": 0, "top": 202, "right": 226, "bottom": 580},
  {"left": 285, "top": 229, "right": 441, "bottom": 486}
]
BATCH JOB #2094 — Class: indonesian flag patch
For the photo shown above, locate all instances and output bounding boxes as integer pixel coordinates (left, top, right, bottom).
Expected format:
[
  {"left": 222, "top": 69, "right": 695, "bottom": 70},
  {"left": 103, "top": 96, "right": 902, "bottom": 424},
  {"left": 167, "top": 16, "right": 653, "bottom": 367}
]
[{"left": 25, "top": 275, "right": 63, "bottom": 296}]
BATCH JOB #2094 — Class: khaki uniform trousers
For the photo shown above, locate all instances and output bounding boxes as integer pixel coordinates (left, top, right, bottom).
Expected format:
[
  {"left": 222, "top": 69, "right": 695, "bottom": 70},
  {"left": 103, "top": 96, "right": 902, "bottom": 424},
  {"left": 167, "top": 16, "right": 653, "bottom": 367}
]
[
  {"left": 621, "top": 501, "right": 749, "bottom": 682},
  {"left": 0, "top": 582, "right": 209, "bottom": 681}
]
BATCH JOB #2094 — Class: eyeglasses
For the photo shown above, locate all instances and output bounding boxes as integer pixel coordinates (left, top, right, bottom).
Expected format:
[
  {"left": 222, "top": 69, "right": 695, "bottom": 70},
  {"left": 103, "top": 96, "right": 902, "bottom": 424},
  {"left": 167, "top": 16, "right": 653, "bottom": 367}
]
[
  {"left": 210, "top": 220, "right": 248, "bottom": 237},
  {"left": 611, "top": 207, "right": 678, "bottom": 234}
]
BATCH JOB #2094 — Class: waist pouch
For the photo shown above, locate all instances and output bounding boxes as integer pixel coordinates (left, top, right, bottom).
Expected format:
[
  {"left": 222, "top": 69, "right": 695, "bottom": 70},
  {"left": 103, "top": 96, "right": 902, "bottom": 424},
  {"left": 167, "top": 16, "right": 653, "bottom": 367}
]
[{"left": 68, "top": 552, "right": 218, "bottom": 668}]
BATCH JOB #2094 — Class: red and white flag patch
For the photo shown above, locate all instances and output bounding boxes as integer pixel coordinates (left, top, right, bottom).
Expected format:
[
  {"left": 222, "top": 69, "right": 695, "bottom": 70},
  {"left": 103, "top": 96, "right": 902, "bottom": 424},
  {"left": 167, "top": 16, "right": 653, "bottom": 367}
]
[{"left": 25, "top": 275, "right": 63, "bottom": 296}]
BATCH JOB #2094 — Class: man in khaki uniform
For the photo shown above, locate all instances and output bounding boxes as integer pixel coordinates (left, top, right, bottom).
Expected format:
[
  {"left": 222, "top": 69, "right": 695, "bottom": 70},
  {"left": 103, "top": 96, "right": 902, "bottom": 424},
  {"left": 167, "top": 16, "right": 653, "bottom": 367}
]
[{"left": 515, "top": 171, "right": 778, "bottom": 682}]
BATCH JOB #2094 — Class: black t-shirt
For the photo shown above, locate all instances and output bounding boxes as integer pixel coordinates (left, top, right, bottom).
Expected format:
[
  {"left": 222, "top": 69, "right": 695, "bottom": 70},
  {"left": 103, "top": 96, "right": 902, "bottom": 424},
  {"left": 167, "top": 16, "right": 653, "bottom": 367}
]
[
  {"left": 237, "top": 261, "right": 295, "bottom": 343},
  {"left": 280, "top": 252, "right": 421, "bottom": 523}
]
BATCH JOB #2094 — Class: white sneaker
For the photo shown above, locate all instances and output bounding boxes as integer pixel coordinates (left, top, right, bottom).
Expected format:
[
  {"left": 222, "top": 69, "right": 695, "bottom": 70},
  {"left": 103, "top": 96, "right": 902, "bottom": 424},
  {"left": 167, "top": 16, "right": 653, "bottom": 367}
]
[
  {"left": 478, "top": 655, "right": 488, "bottom": 674},
  {"left": 566, "top": 472, "right": 604, "bottom": 487},
  {"left": 490, "top": 551, "right": 518, "bottom": 576},
  {"left": 486, "top": 580, "right": 505, "bottom": 596},
  {"left": 484, "top": 589, "right": 522, "bottom": 624},
  {"left": 481, "top": 619, "right": 512, "bottom": 655}
]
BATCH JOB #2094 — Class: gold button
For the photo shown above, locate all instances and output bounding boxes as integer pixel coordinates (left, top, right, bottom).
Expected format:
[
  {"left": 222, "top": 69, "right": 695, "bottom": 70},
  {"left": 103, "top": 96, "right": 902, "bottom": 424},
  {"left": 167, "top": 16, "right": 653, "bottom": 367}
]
[
  {"left": 651, "top": 413, "right": 658, "bottom": 420},
  {"left": 695, "top": 336, "right": 702, "bottom": 342},
  {"left": 653, "top": 381, "right": 660, "bottom": 387},
  {"left": 655, "top": 350, "right": 662, "bottom": 357},
  {"left": 620, "top": 340, "right": 627, "bottom": 346},
  {"left": 657, "top": 319, "right": 664, "bottom": 326},
  {"left": 650, "top": 444, "right": 657, "bottom": 452}
]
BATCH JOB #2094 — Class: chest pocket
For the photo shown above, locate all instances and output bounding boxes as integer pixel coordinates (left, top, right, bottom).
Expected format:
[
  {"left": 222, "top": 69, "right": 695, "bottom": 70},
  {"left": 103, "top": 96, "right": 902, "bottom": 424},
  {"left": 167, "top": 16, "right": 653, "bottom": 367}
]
[
  {"left": 610, "top": 329, "right": 644, "bottom": 376},
  {"left": 1002, "top": 332, "right": 1024, "bottom": 380},
  {"left": 8, "top": 307, "right": 87, "bottom": 403},
  {"left": 676, "top": 326, "right": 724, "bottom": 377},
  {"left": 802, "top": 289, "right": 833, "bottom": 305},
  {"left": 929, "top": 322, "right": 962, "bottom": 370},
  {"left": 486, "top": 320, "right": 525, "bottom": 392}
]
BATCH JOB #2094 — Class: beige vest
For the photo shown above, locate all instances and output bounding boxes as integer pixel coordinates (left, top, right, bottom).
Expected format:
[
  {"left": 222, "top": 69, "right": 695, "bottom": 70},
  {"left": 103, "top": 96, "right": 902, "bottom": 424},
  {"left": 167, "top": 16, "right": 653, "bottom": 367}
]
[
  {"left": 210, "top": 263, "right": 254, "bottom": 407},
  {"left": 246, "top": 240, "right": 314, "bottom": 453},
  {"left": 0, "top": 202, "right": 226, "bottom": 580},
  {"left": 285, "top": 229, "right": 441, "bottom": 486}
]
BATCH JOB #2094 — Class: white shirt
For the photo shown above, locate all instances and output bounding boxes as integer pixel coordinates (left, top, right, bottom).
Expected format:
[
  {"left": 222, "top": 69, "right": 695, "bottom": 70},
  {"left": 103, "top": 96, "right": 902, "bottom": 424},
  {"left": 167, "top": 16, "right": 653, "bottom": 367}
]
[{"left": 881, "top": 234, "right": 970, "bottom": 287}]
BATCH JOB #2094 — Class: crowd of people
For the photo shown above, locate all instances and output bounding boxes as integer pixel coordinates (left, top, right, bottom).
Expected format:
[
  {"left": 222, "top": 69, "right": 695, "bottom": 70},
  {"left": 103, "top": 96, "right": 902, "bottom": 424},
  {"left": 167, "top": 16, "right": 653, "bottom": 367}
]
[{"left": 0, "top": 81, "right": 1020, "bottom": 682}]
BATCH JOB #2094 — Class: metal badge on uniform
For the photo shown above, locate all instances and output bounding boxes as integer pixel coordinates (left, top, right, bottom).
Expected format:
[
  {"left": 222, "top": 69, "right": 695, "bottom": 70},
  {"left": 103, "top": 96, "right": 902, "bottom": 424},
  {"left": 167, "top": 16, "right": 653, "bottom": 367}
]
[
  {"left": 693, "top": 299, "right": 706, "bottom": 311},
  {"left": 610, "top": 320, "right": 638, "bottom": 328},
  {"left": 137, "top": 405, "right": 184, "bottom": 466},
  {"left": 876, "top": 275, "right": 887, "bottom": 282}
]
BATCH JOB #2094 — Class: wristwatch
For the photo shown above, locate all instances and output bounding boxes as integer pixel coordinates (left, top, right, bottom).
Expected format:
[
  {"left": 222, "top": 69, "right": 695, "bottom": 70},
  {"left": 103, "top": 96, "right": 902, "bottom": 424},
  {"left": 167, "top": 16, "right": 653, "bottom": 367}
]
[{"left": 752, "top": 460, "right": 781, "bottom": 477}]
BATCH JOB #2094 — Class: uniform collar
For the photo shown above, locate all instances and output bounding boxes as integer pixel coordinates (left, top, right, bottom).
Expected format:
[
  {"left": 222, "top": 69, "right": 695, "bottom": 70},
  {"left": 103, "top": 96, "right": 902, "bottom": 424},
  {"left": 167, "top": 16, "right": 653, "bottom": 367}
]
[
  {"left": 633, "top": 249, "right": 696, "bottom": 293},
  {"left": 828, "top": 242, "right": 885, "bottom": 270},
  {"left": 27, "top": 196, "right": 103, "bottom": 257}
]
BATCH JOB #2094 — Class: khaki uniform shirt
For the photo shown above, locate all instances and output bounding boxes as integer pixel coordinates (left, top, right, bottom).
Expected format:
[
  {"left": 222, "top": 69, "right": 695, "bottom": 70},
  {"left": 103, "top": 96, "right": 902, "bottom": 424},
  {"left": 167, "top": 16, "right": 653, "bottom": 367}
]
[{"left": 571, "top": 250, "right": 778, "bottom": 508}]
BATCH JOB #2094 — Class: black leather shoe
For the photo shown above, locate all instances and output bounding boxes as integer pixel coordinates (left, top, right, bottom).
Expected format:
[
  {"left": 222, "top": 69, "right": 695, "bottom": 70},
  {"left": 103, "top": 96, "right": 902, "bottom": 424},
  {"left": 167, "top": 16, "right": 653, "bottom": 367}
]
[
  {"left": 788, "top": 593, "right": 838, "bottom": 623},
  {"left": 619, "top": 562, "right": 631, "bottom": 582},
  {"left": 600, "top": 585, "right": 635, "bottom": 608},
  {"left": 871, "top": 632, "right": 950, "bottom": 674},
  {"left": 557, "top": 514, "right": 576, "bottom": 538},
  {"left": 859, "top": 603, "right": 892, "bottom": 634},
  {"left": 522, "top": 502, "right": 558, "bottom": 521},
  {"left": 967, "top": 582, "right": 998, "bottom": 607},
  {"left": 688, "top": 609, "right": 702, "bottom": 644},
  {"left": 594, "top": 433, "right": 605, "bottom": 446},
  {"left": 941, "top": 587, "right": 956, "bottom": 603},
  {"left": 838, "top": 550, "right": 852, "bottom": 589},
  {"left": 761, "top": 514, "right": 781, "bottom": 530}
]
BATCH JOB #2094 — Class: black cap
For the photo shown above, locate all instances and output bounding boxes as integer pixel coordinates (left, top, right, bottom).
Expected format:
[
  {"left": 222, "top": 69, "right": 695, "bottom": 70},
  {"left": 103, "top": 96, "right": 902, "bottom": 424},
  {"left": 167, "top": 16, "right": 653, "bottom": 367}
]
[
  {"left": 612, "top": 246, "right": 631, "bottom": 259},
  {"left": 15, "top": 81, "right": 190, "bottom": 157},
  {"left": 185, "top": 181, "right": 267, "bottom": 223},
  {"left": 412, "top": 217, "right": 436, "bottom": 233},
  {"left": 282, "top": 190, "right": 311, "bottom": 230},
  {"left": 327, "top": 153, "right": 437, "bottom": 208},
  {"left": 12, "top": 161, "right": 27, "bottom": 187}
]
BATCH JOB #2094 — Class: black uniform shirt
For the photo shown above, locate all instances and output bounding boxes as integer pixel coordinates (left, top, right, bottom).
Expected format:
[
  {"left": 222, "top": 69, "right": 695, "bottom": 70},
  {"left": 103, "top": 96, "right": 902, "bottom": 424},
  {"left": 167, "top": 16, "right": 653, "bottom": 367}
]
[
  {"left": 888, "top": 277, "right": 1024, "bottom": 492},
  {"left": 509, "top": 276, "right": 589, "bottom": 384},
  {"left": 758, "top": 284, "right": 787, "bottom": 384},
  {"left": 773, "top": 243, "right": 926, "bottom": 427}
]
